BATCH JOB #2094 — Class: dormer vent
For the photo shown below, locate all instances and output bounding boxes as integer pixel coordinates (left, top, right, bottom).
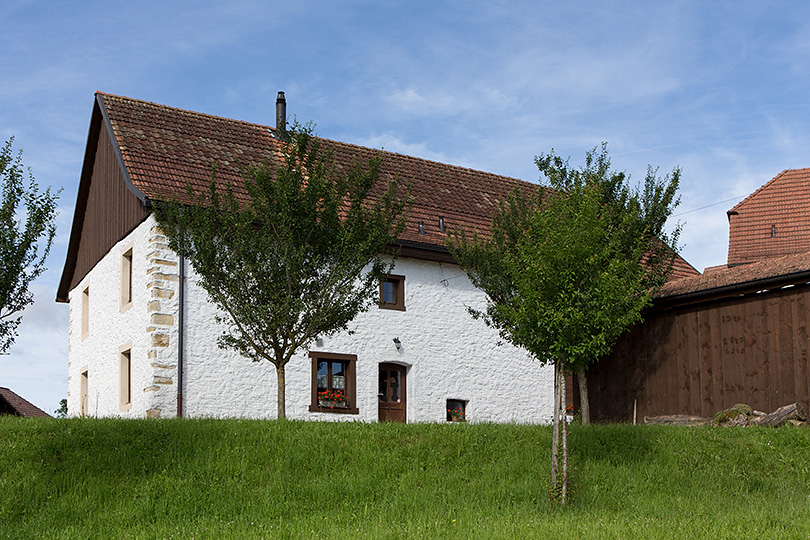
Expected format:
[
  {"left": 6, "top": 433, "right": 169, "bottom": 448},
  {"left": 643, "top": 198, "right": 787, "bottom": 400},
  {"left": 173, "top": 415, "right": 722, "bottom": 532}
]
[
  {"left": 418, "top": 222, "right": 425, "bottom": 235},
  {"left": 439, "top": 217, "right": 446, "bottom": 233}
]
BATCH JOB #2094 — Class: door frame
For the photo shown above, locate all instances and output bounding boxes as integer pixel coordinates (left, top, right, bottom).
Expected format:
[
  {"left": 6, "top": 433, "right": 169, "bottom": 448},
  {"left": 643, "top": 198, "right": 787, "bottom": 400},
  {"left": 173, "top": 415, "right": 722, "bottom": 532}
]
[{"left": 378, "top": 362, "right": 407, "bottom": 422}]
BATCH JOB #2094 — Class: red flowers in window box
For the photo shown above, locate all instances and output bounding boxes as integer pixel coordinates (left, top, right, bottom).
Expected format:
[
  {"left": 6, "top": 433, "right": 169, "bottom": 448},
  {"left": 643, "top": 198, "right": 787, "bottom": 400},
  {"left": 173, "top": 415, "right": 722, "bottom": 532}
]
[{"left": 317, "top": 389, "right": 347, "bottom": 408}]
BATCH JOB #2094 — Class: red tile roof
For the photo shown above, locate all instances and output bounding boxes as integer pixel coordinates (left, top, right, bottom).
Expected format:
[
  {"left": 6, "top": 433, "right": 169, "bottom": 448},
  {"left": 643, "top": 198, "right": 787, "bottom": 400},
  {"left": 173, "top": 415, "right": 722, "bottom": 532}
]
[
  {"left": 97, "top": 92, "right": 698, "bottom": 279},
  {"left": 0, "top": 387, "right": 51, "bottom": 417},
  {"left": 727, "top": 168, "right": 810, "bottom": 265},
  {"left": 658, "top": 250, "right": 810, "bottom": 304}
]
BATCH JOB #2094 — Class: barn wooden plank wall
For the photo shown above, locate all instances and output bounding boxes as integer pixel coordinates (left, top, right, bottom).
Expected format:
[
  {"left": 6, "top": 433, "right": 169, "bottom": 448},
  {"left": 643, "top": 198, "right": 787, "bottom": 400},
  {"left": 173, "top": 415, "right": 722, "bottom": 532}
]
[
  {"left": 68, "top": 121, "right": 150, "bottom": 293},
  {"left": 585, "top": 284, "right": 810, "bottom": 423}
]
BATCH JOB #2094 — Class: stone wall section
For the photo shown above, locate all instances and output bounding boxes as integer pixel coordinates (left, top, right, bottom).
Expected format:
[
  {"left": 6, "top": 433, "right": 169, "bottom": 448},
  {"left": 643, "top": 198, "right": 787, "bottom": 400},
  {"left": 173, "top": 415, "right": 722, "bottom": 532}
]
[{"left": 143, "top": 223, "right": 181, "bottom": 418}]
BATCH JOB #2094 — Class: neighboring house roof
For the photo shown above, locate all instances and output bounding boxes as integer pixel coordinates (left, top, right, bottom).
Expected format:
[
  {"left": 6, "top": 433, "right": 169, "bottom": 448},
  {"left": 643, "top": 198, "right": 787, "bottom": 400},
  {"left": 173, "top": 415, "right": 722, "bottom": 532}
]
[
  {"left": 57, "top": 92, "right": 699, "bottom": 301},
  {"left": 0, "top": 387, "right": 51, "bottom": 417},
  {"left": 727, "top": 168, "right": 810, "bottom": 266},
  {"left": 656, "top": 249, "right": 810, "bottom": 308}
]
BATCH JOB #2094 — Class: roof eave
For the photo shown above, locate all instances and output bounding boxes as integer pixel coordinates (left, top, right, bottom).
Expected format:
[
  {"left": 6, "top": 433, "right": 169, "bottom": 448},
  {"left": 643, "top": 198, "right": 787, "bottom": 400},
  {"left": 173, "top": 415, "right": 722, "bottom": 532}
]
[{"left": 653, "top": 268, "right": 810, "bottom": 310}]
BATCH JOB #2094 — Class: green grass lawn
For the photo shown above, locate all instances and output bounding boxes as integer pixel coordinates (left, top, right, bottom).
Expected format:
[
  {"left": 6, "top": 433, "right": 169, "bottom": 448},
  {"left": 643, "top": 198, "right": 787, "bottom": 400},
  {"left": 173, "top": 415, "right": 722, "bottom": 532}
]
[{"left": 1, "top": 417, "right": 808, "bottom": 539}]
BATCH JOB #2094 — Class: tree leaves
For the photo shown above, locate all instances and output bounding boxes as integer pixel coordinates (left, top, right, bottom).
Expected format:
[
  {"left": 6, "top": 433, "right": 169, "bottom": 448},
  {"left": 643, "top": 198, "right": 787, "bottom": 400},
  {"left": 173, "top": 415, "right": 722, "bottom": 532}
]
[
  {"left": 153, "top": 124, "right": 412, "bottom": 418},
  {"left": 450, "top": 143, "right": 681, "bottom": 371},
  {"left": 0, "top": 137, "right": 59, "bottom": 353}
]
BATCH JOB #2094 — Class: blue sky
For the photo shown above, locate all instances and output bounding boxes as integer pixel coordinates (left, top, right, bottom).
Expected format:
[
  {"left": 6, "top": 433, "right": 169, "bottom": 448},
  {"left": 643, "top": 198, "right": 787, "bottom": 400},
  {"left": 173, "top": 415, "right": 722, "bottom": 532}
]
[{"left": 2, "top": 0, "right": 810, "bottom": 414}]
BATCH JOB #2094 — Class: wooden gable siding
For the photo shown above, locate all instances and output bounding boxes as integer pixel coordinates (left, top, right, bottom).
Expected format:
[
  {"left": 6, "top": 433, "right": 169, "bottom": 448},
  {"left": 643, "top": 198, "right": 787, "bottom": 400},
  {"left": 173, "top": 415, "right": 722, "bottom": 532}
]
[
  {"left": 584, "top": 285, "right": 810, "bottom": 422},
  {"left": 67, "top": 120, "right": 150, "bottom": 294}
]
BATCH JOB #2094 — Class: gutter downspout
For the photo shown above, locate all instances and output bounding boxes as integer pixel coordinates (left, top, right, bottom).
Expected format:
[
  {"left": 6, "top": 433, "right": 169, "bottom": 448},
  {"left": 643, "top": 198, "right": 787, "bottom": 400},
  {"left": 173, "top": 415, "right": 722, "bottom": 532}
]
[{"left": 177, "top": 253, "right": 185, "bottom": 417}]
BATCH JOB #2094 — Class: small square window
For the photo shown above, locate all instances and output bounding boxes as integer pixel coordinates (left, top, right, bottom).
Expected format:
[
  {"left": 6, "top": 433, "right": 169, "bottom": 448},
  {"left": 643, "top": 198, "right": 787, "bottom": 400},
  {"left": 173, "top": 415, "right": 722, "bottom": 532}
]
[
  {"left": 309, "top": 352, "right": 358, "bottom": 414},
  {"left": 447, "top": 399, "right": 466, "bottom": 422},
  {"left": 379, "top": 275, "right": 405, "bottom": 311}
]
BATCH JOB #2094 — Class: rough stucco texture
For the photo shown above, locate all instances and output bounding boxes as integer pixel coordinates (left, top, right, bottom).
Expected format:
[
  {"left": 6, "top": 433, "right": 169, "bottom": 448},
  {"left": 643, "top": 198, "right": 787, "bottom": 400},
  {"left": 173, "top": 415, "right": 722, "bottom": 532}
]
[{"left": 69, "top": 216, "right": 554, "bottom": 423}]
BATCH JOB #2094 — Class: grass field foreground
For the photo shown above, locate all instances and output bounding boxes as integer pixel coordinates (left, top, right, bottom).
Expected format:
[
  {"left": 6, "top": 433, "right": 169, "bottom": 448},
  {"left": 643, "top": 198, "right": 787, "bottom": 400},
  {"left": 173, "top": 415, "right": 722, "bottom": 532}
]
[{"left": 1, "top": 417, "right": 809, "bottom": 539}]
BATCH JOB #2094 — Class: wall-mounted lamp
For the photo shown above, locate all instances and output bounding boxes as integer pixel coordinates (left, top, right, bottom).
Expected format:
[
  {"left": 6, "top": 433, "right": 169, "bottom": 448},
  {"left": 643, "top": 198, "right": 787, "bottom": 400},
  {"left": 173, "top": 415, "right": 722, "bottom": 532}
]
[{"left": 393, "top": 337, "right": 401, "bottom": 350}]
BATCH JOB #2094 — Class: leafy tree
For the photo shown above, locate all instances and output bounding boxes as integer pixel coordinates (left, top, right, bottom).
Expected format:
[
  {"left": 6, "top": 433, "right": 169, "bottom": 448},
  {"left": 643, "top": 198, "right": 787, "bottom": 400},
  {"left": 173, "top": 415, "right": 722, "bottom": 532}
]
[
  {"left": 154, "top": 126, "right": 411, "bottom": 419},
  {"left": 55, "top": 398, "right": 68, "bottom": 418},
  {"left": 449, "top": 144, "right": 681, "bottom": 503},
  {"left": 0, "top": 137, "right": 59, "bottom": 353}
]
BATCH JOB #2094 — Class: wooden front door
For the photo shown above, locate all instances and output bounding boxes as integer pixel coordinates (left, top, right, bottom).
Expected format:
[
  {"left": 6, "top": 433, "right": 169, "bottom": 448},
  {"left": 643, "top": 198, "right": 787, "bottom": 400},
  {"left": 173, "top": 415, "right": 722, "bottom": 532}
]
[{"left": 378, "top": 363, "right": 407, "bottom": 422}]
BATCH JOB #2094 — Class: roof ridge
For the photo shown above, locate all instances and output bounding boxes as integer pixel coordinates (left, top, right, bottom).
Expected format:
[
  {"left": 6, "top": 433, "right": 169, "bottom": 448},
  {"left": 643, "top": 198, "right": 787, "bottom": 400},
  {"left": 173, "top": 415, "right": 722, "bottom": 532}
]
[
  {"left": 97, "top": 92, "right": 532, "bottom": 188},
  {"left": 325, "top": 137, "right": 529, "bottom": 185},
  {"left": 98, "top": 91, "right": 278, "bottom": 133},
  {"left": 728, "top": 167, "right": 810, "bottom": 213}
]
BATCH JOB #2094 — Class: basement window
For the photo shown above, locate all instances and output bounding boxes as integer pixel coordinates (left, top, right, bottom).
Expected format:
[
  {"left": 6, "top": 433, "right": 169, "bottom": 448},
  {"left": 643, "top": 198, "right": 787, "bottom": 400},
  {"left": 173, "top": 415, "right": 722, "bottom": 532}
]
[
  {"left": 80, "top": 368, "right": 89, "bottom": 417},
  {"left": 119, "top": 345, "right": 132, "bottom": 412},
  {"left": 447, "top": 399, "right": 466, "bottom": 422}
]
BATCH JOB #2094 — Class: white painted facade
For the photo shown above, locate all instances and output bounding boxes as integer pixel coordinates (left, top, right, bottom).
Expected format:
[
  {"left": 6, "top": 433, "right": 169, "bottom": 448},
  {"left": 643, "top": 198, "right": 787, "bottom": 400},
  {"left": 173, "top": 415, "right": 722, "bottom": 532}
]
[{"left": 68, "top": 215, "right": 554, "bottom": 423}]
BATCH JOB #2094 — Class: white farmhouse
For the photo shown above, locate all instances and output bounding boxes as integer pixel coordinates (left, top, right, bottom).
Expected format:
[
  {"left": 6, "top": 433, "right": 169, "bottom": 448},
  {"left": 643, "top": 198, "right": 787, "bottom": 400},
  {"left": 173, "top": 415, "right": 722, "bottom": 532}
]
[{"left": 58, "top": 92, "right": 666, "bottom": 423}]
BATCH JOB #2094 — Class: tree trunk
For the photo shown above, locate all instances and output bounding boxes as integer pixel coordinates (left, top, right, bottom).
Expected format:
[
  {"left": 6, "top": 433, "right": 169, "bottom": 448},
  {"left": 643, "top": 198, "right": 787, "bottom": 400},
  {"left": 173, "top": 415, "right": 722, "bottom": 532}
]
[
  {"left": 749, "top": 402, "right": 806, "bottom": 427},
  {"left": 276, "top": 363, "right": 287, "bottom": 420},
  {"left": 560, "top": 365, "right": 568, "bottom": 505},
  {"left": 576, "top": 365, "right": 590, "bottom": 425},
  {"left": 550, "top": 361, "right": 570, "bottom": 505},
  {"left": 643, "top": 414, "right": 711, "bottom": 426},
  {"left": 551, "top": 361, "right": 560, "bottom": 489}
]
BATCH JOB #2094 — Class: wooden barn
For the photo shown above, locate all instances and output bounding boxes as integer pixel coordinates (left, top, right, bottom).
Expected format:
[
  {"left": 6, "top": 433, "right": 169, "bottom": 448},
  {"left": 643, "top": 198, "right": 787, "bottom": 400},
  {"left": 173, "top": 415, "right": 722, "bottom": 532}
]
[{"left": 585, "top": 168, "right": 810, "bottom": 422}]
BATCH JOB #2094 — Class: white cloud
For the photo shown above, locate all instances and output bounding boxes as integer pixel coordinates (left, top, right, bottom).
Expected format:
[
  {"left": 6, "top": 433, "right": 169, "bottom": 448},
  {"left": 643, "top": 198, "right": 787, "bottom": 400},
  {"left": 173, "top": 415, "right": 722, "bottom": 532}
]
[{"left": 356, "top": 133, "right": 454, "bottom": 165}]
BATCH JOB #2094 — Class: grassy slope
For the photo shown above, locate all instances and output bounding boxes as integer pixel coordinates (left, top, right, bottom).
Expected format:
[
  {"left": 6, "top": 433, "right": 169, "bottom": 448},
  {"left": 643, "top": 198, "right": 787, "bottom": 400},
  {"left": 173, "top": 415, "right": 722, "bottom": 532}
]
[{"left": 1, "top": 418, "right": 809, "bottom": 539}]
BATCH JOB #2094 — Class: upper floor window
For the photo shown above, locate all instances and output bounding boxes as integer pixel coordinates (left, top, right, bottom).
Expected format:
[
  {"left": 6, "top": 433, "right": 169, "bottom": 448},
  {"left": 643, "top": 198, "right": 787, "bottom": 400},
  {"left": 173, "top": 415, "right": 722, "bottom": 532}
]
[
  {"left": 379, "top": 275, "right": 405, "bottom": 311},
  {"left": 120, "top": 247, "right": 133, "bottom": 311},
  {"left": 81, "top": 286, "right": 90, "bottom": 340},
  {"left": 309, "top": 352, "right": 358, "bottom": 414}
]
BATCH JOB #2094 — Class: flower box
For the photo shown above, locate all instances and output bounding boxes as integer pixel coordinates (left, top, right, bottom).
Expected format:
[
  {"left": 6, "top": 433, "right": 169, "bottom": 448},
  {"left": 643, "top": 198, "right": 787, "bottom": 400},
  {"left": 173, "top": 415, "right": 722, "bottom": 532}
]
[{"left": 318, "top": 399, "right": 348, "bottom": 409}]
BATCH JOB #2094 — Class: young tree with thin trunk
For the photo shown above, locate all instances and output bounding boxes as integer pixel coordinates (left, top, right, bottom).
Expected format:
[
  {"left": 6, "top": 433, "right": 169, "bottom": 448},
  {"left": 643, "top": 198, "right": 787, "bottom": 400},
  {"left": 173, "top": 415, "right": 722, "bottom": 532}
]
[
  {"left": 0, "top": 137, "right": 59, "bottom": 353},
  {"left": 154, "top": 126, "right": 411, "bottom": 419},
  {"left": 449, "top": 144, "right": 681, "bottom": 503}
]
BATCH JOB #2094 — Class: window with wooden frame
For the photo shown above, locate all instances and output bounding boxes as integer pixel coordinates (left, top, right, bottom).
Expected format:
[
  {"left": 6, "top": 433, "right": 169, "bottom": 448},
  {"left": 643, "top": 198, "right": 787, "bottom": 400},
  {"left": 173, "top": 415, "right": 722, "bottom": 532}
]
[
  {"left": 309, "top": 352, "right": 358, "bottom": 414},
  {"left": 81, "top": 286, "right": 90, "bottom": 340},
  {"left": 379, "top": 274, "right": 405, "bottom": 311},
  {"left": 120, "top": 247, "right": 133, "bottom": 311},
  {"left": 80, "top": 368, "right": 89, "bottom": 417},
  {"left": 446, "top": 399, "right": 467, "bottom": 422},
  {"left": 119, "top": 344, "right": 132, "bottom": 412}
]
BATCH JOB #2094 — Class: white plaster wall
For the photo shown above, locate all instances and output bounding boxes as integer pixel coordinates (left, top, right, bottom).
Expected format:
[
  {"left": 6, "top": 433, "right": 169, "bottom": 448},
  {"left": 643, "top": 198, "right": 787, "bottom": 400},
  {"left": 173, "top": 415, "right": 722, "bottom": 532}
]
[
  {"left": 67, "top": 219, "right": 158, "bottom": 417},
  {"left": 68, "top": 215, "right": 555, "bottom": 423},
  {"left": 180, "top": 235, "right": 554, "bottom": 424}
]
